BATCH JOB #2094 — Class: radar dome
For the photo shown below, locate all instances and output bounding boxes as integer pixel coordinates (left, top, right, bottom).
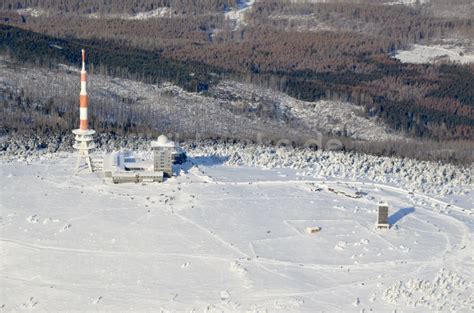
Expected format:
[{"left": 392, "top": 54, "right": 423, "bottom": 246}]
[{"left": 157, "top": 135, "right": 168, "bottom": 145}]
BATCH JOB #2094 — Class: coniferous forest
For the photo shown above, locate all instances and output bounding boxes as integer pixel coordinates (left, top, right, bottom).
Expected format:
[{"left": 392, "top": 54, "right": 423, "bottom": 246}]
[{"left": 1, "top": 0, "right": 473, "bottom": 161}]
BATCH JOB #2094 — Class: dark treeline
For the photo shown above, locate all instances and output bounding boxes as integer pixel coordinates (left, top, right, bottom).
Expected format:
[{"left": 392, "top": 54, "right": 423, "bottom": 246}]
[
  {"left": 0, "top": 24, "right": 223, "bottom": 92},
  {"left": 1, "top": 0, "right": 238, "bottom": 14}
]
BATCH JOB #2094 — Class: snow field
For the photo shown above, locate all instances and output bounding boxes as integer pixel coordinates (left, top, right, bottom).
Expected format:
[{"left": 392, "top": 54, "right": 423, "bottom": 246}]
[{"left": 0, "top": 154, "right": 472, "bottom": 312}]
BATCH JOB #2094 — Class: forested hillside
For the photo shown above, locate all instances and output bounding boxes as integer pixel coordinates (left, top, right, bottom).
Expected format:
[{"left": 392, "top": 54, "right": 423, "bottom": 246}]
[
  {"left": 1, "top": 0, "right": 238, "bottom": 14},
  {"left": 1, "top": 0, "right": 473, "bottom": 144}
]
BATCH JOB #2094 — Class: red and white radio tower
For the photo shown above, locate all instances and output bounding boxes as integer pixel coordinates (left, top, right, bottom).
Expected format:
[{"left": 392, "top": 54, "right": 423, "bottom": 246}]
[{"left": 72, "top": 49, "right": 96, "bottom": 173}]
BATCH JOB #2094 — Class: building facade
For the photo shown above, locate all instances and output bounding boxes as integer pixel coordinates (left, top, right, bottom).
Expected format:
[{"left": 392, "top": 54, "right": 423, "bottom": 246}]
[{"left": 151, "top": 135, "right": 175, "bottom": 177}]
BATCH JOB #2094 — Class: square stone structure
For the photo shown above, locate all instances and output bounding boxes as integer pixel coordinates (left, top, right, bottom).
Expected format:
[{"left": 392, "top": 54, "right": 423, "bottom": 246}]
[
  {"left": 376, "top": 201, "right": 390, "bottom": 229},
  {"left": 151, "top": 135, "right": 175, "bottom": 178}
]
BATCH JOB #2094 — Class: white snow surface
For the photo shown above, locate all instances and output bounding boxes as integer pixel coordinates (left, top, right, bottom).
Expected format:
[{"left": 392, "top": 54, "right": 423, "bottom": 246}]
[
  {"left": 16, "top": 8, "right": 48, "bottom": 17},
  {"left": 393, "top": 44, "right": 474, "bottom": 65},
  {"left": 0, "top": 151, "right": 473, "bottom": 312},
  {"left": 225, "top": 0, "right": 256, "bottom": 30},
  {"left": 87, "top": 8, "right": 173, "bottom": 20},
  {"left": 385, "top": 0, "right": 430, "bottom": 5}
]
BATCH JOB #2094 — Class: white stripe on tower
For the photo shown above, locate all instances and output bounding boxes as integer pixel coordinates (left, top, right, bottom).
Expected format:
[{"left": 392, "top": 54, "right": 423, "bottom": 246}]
[
  {"left": 80, "top": 107, "right": 88, "bottom": 120},
  {"left": 81, "top": 81, "right": 87, "bottom": 95}
]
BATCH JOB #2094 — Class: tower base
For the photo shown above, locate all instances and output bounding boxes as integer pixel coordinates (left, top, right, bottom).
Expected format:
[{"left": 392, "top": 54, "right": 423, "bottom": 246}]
[{"left": 72, "top": 129, "right": 96, "bottom": 173}]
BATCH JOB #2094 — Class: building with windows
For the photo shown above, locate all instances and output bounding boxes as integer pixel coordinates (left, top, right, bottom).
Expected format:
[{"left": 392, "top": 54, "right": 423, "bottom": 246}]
[
  {"left": 103, "top": 135, "right": 184, "bottom": 184},
  {"left": 151, "top": 135, "right": 175, "bottom": 177}
]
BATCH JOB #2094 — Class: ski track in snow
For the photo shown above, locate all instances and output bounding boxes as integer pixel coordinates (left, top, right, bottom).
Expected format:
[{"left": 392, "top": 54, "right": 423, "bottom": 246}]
[{"left": 0, "top": 238, "right": 233, "bottom": 262}]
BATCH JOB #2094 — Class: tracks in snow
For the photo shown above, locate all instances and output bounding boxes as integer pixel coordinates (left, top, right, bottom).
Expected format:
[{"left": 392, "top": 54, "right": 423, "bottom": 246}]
[{"left": 0, "top": 238, "right": 231, "bottom": 262}]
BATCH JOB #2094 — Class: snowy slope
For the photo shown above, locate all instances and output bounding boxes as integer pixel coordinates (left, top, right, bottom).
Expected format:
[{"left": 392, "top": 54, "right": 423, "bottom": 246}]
[
  {"left": 0, "top": 57, "right": 400, "bottom": 141},
  {"left": 213, "top": 81, "right": 401, "bottom": 141},
  {"left": 0, "top": 152, "right": 472, "bottom": 312},
  {"left": 393, "top": 44, "right": 474, "bottom": 65},
  {"left": 225, "top": 0, "right": 256, "bottom": 30},
  {"left": 87, "top": 8, "right": 173, "bottom": 20},
  {"left": 385, "top": 0, "right": 430, "bottom": 5}
]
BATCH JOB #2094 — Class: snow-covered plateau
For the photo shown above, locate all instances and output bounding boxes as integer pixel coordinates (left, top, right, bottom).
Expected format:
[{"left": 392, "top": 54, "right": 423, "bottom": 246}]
[{"left": 1, "top": 141, "right": 473, "bottom": 312}]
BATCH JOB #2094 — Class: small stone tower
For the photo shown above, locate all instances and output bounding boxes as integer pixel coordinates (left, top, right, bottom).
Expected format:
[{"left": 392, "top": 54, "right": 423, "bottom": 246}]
[
  {"left": 376, "top": 201, "right": 390, "bottom": 229},
  {"left": 151, "top": 135, "right": 175, "bottom": 177}
]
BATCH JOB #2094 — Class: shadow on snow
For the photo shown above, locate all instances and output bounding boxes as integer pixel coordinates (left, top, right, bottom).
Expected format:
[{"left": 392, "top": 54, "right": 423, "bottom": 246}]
[
  {"left": 389, "top": 207, "right": 415, "bottom": 226},
  {"left": 175, "top": 155, "right": 229, "bottom": 175}
]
